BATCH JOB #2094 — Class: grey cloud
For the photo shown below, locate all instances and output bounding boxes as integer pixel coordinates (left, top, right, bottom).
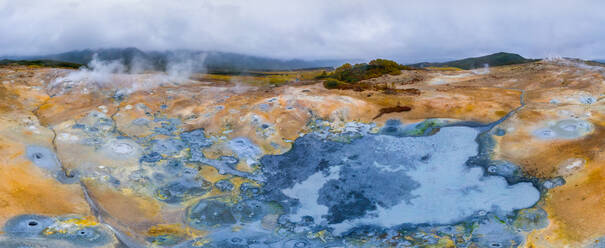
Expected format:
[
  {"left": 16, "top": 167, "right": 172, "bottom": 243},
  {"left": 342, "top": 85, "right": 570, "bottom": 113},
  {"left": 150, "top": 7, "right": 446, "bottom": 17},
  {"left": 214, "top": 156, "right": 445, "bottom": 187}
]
[{"left": 1, "top": 0, "right": 604, "bottom": 62}]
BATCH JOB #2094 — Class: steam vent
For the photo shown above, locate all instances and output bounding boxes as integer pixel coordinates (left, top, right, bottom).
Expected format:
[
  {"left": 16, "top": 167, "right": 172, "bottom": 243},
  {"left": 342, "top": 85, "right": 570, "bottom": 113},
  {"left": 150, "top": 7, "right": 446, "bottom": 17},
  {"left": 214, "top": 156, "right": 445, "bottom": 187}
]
[{"left": 2, "top": 57, "right": 605, "bottom": 248}]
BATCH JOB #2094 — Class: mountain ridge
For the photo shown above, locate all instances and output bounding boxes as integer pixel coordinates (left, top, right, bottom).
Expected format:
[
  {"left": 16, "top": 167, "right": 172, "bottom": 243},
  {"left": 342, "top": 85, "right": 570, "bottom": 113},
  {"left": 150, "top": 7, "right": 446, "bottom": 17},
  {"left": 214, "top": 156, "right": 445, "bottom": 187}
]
[{"left": 2, "top": 47, "right": 346, "bottom": 72}]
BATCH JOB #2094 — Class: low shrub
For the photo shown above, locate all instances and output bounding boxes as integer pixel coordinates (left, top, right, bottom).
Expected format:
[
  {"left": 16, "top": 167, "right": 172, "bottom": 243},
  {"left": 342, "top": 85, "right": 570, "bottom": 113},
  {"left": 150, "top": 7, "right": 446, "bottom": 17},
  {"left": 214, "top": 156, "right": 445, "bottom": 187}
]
[{"left": 323, "top": 78, "right": 346, "bottom": 89}]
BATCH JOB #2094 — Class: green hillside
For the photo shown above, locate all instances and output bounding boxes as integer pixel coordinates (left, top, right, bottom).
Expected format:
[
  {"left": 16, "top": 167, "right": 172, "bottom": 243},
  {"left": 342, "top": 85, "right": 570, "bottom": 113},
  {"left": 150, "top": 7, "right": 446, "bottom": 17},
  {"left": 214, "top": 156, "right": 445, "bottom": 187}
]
[{"left": 409, "top": 52, "right": 537, "bottom": 70}]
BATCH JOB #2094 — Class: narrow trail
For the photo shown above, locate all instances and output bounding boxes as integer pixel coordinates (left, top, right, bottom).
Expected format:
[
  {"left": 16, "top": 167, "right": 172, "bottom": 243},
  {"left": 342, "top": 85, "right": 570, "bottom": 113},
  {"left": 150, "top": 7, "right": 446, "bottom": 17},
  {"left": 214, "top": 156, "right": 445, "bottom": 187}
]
[
  {"left": 31, "top": 101, "right": 77, "bottom": 182},
  {"left": 484, "top": 88, "right": 526, "bottom": 131},
  {"left": 80, "top": 183, "right": 144, "bottom": 248}
]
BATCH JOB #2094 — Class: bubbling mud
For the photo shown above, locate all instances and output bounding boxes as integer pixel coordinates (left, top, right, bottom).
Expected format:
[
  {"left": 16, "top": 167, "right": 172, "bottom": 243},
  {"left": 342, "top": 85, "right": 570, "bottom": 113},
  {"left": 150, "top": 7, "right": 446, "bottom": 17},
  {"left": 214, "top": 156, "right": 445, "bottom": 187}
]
[{"left": 533, "top": 119, "right": 593, "bottom": 139}]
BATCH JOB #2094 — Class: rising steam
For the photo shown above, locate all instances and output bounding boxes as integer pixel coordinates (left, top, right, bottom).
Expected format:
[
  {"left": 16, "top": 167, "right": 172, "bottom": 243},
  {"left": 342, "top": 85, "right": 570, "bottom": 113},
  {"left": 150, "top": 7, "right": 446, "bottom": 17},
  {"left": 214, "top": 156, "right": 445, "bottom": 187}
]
[{"left": 50, "top": 52, "right": 207, "bottom": 95}]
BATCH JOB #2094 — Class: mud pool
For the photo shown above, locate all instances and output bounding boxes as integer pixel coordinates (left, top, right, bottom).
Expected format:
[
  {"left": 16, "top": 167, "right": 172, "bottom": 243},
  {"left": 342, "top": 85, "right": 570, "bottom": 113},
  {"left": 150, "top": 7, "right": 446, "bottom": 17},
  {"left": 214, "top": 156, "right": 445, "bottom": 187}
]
[{"left": 263, "top": 124, "right": 539, "bottom": 234}]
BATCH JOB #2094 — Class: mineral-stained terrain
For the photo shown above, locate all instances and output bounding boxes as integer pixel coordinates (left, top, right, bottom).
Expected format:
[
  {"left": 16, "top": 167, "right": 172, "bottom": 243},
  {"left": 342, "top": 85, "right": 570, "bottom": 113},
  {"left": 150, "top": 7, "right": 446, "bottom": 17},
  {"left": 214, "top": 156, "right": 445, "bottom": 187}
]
[{"left": 1, "top": 59, "right": 605, "bottom": 247}]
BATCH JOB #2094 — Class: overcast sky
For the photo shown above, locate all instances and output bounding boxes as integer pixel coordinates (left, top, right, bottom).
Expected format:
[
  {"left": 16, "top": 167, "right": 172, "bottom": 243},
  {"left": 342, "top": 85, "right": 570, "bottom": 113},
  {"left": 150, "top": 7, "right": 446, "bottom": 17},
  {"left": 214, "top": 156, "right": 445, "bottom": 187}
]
[{"left": 1, "top": 0, "right": 604, "bottom": 63}]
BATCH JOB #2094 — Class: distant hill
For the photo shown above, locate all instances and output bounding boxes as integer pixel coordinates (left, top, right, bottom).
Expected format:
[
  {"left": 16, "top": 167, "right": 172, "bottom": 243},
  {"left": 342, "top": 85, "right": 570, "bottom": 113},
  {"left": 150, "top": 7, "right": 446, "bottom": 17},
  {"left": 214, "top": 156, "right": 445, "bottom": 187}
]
[
  {"left": 3, "top": 48, "right": 343, "bottom": 72},
  {"left": 40, "top": 47, "right": 148, "bottom": 67},
  {"left": 592, "top": 59, "right": 605, "bottom": 65},
  {"left": 1, "top": 50, "right": 541, "bottom": 72},
  {"left": 408, "top": 52, "right": 537, "bottom": 70}
]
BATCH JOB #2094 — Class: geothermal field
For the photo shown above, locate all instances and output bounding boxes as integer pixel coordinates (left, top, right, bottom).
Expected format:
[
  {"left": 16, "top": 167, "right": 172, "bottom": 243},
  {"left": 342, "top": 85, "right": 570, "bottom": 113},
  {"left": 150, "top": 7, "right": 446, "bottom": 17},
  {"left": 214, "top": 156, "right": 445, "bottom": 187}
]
[{"left": 0, "top": 56, "right": 605, "bottom": 247}]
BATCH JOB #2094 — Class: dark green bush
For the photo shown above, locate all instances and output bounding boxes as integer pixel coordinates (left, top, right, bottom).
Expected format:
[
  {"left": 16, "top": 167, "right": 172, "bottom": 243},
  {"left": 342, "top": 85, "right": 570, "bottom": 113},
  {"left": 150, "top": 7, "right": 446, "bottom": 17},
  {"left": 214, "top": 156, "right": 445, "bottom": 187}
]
[
  {"left": 316, "top": 70, "right": 329, "bottom": 79},
  {"left": 323, "top": 78, "right": 346, "bottom": 89}
]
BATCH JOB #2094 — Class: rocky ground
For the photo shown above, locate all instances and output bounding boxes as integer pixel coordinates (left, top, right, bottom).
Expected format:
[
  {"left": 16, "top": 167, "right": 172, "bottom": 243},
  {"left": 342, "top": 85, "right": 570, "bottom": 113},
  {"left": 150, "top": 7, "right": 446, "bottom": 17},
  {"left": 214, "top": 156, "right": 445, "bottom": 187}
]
[{"left": 0, "top": 59, "right": 604, "bottom": 247}]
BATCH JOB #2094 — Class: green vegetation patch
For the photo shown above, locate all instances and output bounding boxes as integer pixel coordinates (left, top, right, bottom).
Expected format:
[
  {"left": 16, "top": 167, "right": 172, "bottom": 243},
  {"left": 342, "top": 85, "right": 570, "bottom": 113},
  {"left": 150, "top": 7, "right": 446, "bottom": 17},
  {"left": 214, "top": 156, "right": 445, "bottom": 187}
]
[
  {"left": 0, "top": 59, "right": 83, "bottom": 69},
  {"left": 319, "top": 59, "right": 413, "bottom": 83},
  {"left": 403, "top": 119, "right": 447, "bottom": 136}
]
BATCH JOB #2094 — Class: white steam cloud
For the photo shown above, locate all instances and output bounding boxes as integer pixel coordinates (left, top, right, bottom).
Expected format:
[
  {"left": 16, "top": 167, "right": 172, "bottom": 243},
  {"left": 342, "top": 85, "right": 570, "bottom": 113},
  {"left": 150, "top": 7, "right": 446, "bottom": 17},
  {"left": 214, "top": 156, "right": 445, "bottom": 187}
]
[
  {"left": 471, "top": 64, "right": 490, "bottom": 75},
  {"left": 50, "top": 53, "right": 207, "bottom": 95}
]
